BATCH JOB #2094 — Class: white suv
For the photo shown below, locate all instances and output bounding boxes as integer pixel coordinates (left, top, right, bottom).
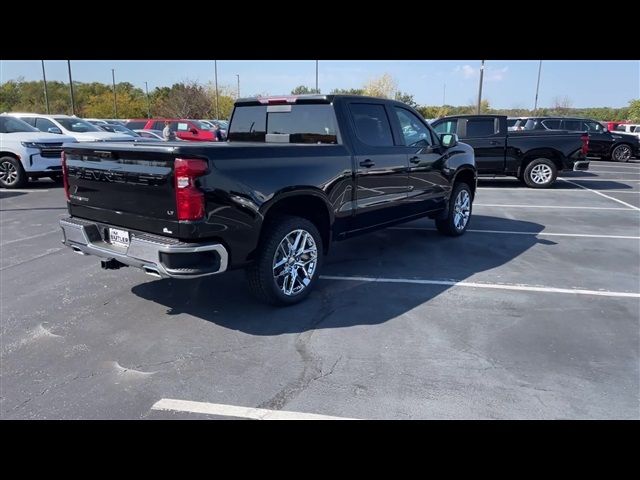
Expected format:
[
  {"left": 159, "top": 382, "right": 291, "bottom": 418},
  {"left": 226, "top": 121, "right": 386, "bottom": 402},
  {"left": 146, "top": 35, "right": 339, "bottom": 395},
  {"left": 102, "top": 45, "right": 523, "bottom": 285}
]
[
  {"left": 10, "top": 113, "right": 133, "bottom": 142},
  {"left": 0, "top": 115, "right": 77, "bottom": 188}
]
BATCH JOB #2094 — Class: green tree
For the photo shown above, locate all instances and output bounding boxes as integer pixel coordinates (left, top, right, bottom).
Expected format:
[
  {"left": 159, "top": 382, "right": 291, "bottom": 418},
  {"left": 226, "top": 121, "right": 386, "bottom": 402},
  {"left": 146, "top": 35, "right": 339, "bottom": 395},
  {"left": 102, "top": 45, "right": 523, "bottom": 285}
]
[
  {"left": 394, "top": 91, "right": 418, "bottom": 108},
  {"left": 291, "top": 85, "right": 320, "bottom": 95},
  {"left": 363, "top": 73, "right": 397, "bottom": 99},
  {"left": 330, "top": 88, "right": 365, "bottom": 95},
  {"left": 628, "top": 99, "right": 640, "bottom": 122}
]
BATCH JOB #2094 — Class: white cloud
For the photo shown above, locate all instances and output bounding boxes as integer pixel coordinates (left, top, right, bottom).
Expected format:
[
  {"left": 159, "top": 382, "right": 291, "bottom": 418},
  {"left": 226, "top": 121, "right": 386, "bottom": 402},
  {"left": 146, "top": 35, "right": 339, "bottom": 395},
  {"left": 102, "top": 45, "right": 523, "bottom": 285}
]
[{"left": 454, "top": 64, "right": 508, "bottom": 82}]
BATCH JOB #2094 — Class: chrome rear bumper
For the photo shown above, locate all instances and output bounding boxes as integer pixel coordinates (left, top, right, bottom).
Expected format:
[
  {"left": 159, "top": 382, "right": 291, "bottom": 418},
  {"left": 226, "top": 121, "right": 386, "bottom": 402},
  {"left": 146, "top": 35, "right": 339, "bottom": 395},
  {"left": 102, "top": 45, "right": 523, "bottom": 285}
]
[{"left": 60, "top": 217, "right": 228, "bottom": 279}]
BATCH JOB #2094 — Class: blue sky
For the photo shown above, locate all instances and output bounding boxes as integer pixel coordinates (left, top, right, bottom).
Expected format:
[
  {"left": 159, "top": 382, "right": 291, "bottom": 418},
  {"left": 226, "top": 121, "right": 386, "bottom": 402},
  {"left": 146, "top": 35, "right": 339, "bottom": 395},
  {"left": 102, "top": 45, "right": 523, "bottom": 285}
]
[{"left": 1, "top": 60, "right": 638, "bottom": 108}]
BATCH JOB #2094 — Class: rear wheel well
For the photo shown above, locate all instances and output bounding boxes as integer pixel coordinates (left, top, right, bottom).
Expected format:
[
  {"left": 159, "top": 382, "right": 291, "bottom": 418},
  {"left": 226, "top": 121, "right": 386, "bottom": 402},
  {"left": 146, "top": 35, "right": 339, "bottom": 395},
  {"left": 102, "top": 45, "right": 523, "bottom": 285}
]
[
  {"left": 519, "top": 152, "right": 562, "bottom": 177},
  {"left": 262, "top": 195, "right": 331, "bottom": 254}
]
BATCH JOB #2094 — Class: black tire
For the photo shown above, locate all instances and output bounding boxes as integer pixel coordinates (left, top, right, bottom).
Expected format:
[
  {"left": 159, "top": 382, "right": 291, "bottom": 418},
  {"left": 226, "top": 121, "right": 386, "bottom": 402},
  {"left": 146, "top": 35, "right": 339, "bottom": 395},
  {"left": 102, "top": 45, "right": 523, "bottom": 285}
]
[
  {"left": 435, "top": 182, "right": 472, "bottom": 237},
  {"left": 0, "top": 156, "right": 27, "bottom": 189},
  {"left": 246, "top": 215, "right": 323, "bottom": 306},
  {"left": 522, "top": 158, "right": 557, "bottom": 188},
  {"left": 611, "top": 144, "right": 632, "bottom": 163}
]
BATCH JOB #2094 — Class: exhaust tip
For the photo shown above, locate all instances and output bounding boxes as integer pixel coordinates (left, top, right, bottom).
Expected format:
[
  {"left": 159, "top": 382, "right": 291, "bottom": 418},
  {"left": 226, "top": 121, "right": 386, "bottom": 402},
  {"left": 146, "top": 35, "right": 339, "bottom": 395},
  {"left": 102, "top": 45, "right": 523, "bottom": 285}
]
[
  {"left": 143, "top": 266, "right": 162, "bottom": 278},
  {"left": 71, "top": 246, "right": 86, "bottom": 255}
]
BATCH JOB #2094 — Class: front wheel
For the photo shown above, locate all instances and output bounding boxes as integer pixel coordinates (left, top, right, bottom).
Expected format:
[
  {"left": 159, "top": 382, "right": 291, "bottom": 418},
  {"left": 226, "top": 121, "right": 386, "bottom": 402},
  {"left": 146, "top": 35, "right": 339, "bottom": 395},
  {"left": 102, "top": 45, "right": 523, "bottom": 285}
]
[
  {"left": 522, "top": 158, "right": 557, "bottom": 188},
  {"left": 435, "top": 182, "right": 472, "bottom": 236},
  {"left": 0, "top": 156, "right": 27, "bottom": 189},
  {"left": 246, "top": 215, "right": 323, "bottom": 306},
  {"left": 611, "top": 144, "right": 632, "bottom": 162}
]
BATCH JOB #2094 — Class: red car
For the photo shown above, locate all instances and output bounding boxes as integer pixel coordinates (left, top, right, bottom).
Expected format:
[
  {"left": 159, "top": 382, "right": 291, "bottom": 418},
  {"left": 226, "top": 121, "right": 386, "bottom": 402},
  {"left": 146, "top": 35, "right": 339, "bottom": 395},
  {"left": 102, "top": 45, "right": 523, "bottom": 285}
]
[
  {"left": 124, "top": 118, "right": 216, "bottom": 141},
  {"left": 601, "top": 121, "right": 629, "bottom": 132}
]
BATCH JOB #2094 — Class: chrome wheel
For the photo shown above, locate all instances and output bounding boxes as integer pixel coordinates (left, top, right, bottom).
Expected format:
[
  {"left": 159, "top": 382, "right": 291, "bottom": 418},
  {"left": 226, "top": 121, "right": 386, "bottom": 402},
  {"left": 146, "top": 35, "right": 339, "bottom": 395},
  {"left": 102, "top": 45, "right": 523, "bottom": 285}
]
[
  {"left": 272, "top": 229, "right": 318, "bottom": 296},
  {"left": 453, "top": 189, "right": 471, "bottom": 231},
  {"left": 530, "top": 163, "right": 553, "bottom": 184},
  {"left": 0, "top": 160, "right": 18, "bottom": 186},
  {"left": 612, "top": 145, "right": 631, "bottom": 162}
]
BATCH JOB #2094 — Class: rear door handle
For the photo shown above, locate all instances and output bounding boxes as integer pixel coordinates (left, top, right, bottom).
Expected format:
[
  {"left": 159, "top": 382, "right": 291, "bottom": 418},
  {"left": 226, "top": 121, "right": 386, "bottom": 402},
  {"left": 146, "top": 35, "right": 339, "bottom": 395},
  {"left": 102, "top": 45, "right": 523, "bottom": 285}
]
[
  {"left": 409, "top": 156, "right": 421, "bottom": 164},
  {"left": 489, "top": 140, "right": 499, "bottom": 145},
  {"left": 359, "top": 159, "right": 375, "bottom": 168}
]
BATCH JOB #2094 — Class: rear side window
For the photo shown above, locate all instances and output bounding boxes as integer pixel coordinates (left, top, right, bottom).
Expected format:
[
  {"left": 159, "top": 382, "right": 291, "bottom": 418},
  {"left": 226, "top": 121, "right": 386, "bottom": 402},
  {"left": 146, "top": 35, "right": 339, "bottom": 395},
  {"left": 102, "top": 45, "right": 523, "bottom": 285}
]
[
  {"left": 541, "top": 119, "right": 561, "bottom": 129},
  {"left": 228, "top": 106, "right": 267, "bottom": 142},
  {"left": 465, "top": 118, "right": 495, "bottom": 137},
  {"left": 228, "top": 104, "right": 338, "bottom": 144},
  {"left": 350, "top": 103, "right": 394, "bottom": 147},
  {"left": 433, "top": 119, "right": 457, "bottom": 135}
]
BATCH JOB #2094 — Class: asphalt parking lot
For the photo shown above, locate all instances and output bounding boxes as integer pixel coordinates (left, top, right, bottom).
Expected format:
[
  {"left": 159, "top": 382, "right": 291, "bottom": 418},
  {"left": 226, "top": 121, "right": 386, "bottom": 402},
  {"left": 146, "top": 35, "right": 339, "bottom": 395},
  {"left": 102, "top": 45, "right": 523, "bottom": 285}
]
[{"left": 1, "top": 159, "right": 639, "bottom": 420}]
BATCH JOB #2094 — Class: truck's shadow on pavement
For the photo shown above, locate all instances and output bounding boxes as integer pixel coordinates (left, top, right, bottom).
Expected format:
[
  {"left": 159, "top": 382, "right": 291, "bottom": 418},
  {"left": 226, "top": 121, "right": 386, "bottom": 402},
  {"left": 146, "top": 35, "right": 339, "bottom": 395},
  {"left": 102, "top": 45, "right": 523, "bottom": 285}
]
[{"left": 132, "top": 215, "right": 550, "bottom": 335}]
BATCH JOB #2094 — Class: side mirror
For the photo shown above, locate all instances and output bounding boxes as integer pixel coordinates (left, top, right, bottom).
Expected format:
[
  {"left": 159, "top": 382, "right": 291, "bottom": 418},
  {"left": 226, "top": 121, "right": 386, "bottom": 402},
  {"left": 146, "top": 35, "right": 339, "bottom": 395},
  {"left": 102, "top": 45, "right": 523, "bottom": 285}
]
[
  {"left": 190, "top": 128, "right": 198, "bottom": 135},
  {"left": 48, "top": 127, "right": 62, "bottom": 134},
  {"left": 440, "top": 133, "right": 458, "bottom": 148}
]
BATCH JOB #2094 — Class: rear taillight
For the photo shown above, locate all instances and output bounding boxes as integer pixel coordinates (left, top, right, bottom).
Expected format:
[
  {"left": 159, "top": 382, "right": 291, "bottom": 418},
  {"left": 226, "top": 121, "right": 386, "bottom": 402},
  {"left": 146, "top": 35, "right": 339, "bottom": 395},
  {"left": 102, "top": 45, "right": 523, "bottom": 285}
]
[
  {"left": 174, "top": 158, "right": 208, "bottom": 221},
  {"left": 581, "top": 134, "right": 590, "bottom": 155},
  {"left": 61, "top": 151, "right": 70, "bottom": 200}
]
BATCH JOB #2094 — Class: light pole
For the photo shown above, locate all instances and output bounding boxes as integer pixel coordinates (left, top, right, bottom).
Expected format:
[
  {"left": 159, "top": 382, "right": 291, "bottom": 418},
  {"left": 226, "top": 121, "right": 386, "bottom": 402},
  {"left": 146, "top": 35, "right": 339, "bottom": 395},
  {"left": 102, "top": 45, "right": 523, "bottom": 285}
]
[
  {"left": 534, "top": 60, "right": 542, "bottom": 114},
  {"left": 236, "top": 74, "right": 240, "bottom": 99},
  {"left": 443, "top": 83, "right": 446, "bottom": 106},
  {"left": 111, "top": 69, "right": 118, "bottom": 118},
  {"left": 476, "top": 60, "right": 485, "bottom": 114},
  {"left": 214, "top": 60, "right": 219, "bottom": 119},
  {"left": 41, "top": 60, "right": 50, "bottom": 114},
  {"left": 67, "top": 60, "right": 76, "bottom": 116},
  {"left": 144, "top": 81, "right": 151, "bottom": 118},
  {"left": 315, "top": 60, "right": 319, "bottom": 93}
]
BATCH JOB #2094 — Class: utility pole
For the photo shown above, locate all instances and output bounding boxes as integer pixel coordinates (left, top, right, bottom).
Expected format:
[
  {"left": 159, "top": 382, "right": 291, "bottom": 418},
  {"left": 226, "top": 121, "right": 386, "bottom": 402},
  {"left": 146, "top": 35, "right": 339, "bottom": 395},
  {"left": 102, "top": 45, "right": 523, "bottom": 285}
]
[
  {"left": 144, "top": 81, "right": 151, "bottom": 118},
  {"left": 534, "top": 60, "right": 542, "bottom": 114},
  {"left": 476, "top": 60, "right": 485, "bottom": 114},
  {"left": 41, "top": 60, "right": 50, "bottom": 114},
  {"left": 443, "top": 83, "right": 446, "bottom": 106},
  {"left": 315, "top": 60, "right": 319, "bottom": 93},
  {"left": 111, "top": 69, "right": 118, "bottom": 118},
  {"left": 214, "top": 60, "right": 219, "bottom": 119},
  {"left": 67, "top": 60, "right": 76, "bottom": 116},
  {"left": 236, "top": 74, "right": 240, "bottom": 99}
]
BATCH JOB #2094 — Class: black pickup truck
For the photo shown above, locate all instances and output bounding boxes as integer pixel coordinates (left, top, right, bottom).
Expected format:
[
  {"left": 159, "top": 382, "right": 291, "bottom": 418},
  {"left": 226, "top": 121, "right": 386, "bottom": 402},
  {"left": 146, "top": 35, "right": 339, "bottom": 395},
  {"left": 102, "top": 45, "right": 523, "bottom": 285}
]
[
  {"left": 59, "top": 95, "right": 476, "bottom": 305},
  {"left": 431, "top": 115, "right": 589, "bottom": 188}
]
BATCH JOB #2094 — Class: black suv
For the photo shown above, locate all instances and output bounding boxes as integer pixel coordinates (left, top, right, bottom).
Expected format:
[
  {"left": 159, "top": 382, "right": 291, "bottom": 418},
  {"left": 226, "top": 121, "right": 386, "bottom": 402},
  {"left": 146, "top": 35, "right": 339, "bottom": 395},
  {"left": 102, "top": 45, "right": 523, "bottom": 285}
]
[{"left": 523, "top": 117, "right": 639, "bottom": 162}]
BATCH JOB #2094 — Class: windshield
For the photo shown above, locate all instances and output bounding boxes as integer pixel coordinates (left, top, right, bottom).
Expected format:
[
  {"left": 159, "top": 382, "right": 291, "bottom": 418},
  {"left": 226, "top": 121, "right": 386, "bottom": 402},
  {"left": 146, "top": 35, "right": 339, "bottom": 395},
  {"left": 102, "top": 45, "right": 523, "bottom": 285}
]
[
  {"left": 54, "top": 117, "right": 102, "bottom": 133},
  {"left": 0, "top": 116, "right": 40, "bottom": 133}
]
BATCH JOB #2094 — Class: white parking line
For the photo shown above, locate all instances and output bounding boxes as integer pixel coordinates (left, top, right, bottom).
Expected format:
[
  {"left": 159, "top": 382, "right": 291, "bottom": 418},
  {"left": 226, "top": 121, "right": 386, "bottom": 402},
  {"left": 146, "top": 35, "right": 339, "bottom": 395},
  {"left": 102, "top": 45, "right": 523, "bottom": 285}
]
[
  {"left": 478, "top": 187, "right": 639, "bottom": 192},
  {"left": 559, "top": 179, "right": 640, "bottom": 211},
  {"left": 586, "top": 171, "right": 640, "bottom": 175},
  {"left": 557, "top": 178, "right": 640, "bottom": 182},
  {"left": 0, "top": 229, "right": 60, "bottom": 247},
  {"left": 151, "top": 398, "right": 355, "bottom": 420},
  {"left": 587, "top": 164, "right": 640, "bottom": 169},
  {"left": 475, "top": 204, "right": 634, "bottom": 211},
  {"left": 320, "top": 275, "right": 640, "bottom": 299},
  {"left": 389, "top": 226, "right": 640, "bottom": 240},
  {"left": 0, "top": 189, "right": 50, "bottom": 193}
]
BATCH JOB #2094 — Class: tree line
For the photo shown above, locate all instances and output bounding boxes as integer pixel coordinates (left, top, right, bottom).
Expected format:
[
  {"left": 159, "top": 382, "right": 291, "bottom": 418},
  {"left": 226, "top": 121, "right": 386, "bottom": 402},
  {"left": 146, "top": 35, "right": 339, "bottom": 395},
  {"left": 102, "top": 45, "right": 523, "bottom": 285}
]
[{"left": 2, "top": 74, "right": 638, "bottom": 122}]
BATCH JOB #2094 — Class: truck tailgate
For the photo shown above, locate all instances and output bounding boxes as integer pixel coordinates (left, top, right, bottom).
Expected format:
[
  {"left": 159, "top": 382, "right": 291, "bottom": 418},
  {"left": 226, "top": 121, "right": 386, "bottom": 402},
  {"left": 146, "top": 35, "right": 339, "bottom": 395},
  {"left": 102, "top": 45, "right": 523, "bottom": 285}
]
[{"left": 64, "top": 143, "right": 186, "bottom": 236}]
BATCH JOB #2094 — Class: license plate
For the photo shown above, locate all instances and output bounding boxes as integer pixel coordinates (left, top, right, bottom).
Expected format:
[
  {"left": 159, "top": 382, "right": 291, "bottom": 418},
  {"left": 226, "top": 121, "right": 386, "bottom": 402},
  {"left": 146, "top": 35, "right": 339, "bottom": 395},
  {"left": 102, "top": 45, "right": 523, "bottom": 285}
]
[{"left": 109, "top": 228, "right": 130, "bottom": 248}]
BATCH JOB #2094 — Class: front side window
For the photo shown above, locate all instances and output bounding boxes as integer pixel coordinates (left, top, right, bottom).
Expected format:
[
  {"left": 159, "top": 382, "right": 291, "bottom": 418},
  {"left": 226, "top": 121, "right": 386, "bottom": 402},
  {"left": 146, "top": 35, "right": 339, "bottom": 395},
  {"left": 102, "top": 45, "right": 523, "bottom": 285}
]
[
  {"left": 433, "top": 119, "right": 457, "bottom": 135},
  {"left": 35, "top": 117, "right": 57, "bottom": 132},
  {"left": 562, "top": 120, "right": 584, "bottom": 131},
  {"left": 465, "top": 118, "right": 495, "bottom": 138},
  {"left": 0, "top": 116, "right": 39, "bottom": 133},
  {"left": 350, "top": 103, "right": 394, "bottom": 147},
  {"left": 394, "top": 107, "right": 432, "bottom": 147},
  {"left": 585, "top": 121, "right": 604, "bottom": 132}
]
